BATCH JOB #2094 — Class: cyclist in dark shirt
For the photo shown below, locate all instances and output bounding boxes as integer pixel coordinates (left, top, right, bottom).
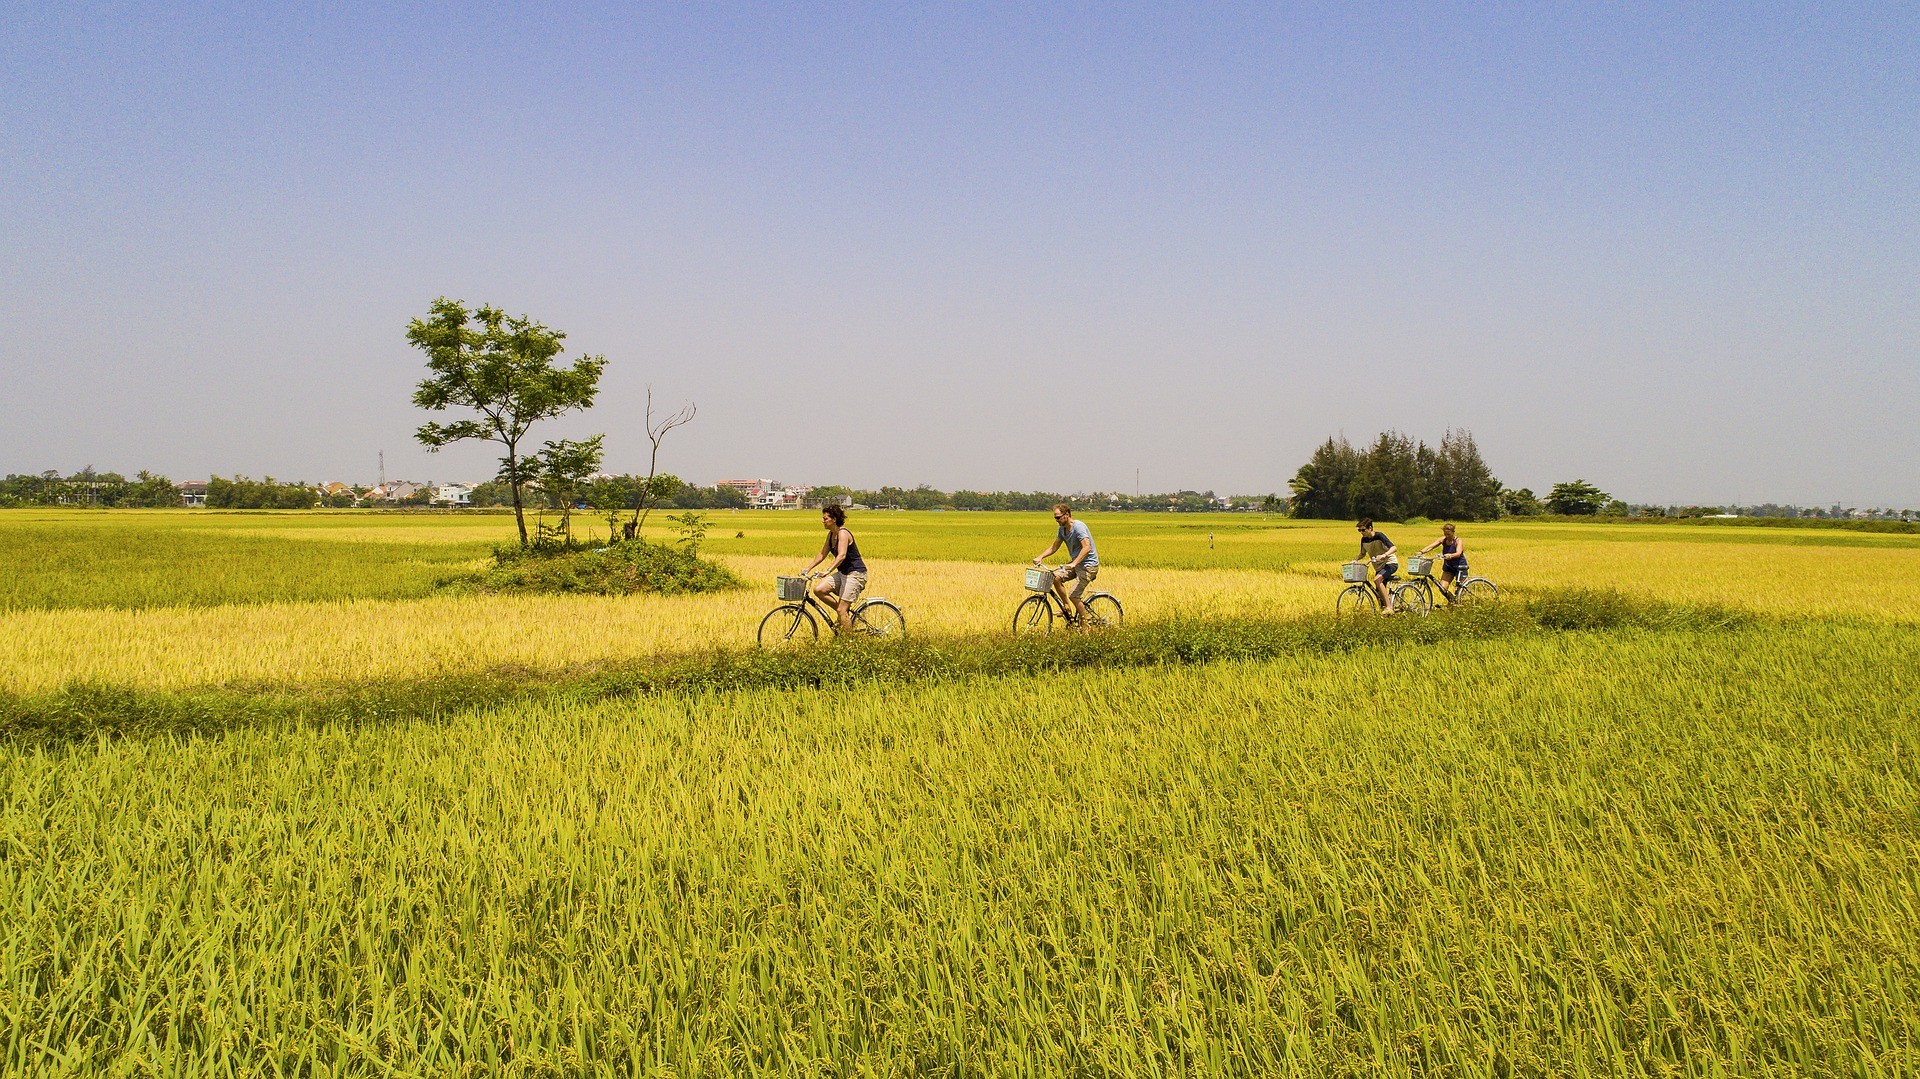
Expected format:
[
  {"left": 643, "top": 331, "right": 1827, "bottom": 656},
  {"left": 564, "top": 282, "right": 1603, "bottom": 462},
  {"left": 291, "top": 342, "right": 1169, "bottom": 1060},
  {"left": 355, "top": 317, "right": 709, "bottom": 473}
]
[
  {"left": 801, "top": 504, "right": 867, "bottom": 630},
  {"left": 1418, "top": 523, "right": 1468, "bottom": 599},
  {"left": 1350, "top": 518, "right": 1399, "bottom": 614}
]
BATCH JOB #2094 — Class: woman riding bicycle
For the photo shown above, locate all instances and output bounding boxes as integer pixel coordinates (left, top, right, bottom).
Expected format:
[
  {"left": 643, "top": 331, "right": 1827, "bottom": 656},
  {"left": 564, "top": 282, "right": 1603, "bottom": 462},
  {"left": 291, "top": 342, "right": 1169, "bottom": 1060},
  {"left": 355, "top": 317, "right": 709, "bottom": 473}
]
[
  {"left": 1417, "top": 523, "right": 1468, "bottom": 598},
  {"left": 800, "top": 505, "right": 866, "bottom": 631}
]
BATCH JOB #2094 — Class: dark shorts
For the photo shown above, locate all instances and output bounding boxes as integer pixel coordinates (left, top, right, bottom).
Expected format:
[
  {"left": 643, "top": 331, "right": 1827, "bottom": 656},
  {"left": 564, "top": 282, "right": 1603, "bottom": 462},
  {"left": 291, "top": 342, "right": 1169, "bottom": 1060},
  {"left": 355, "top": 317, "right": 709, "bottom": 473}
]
[
  {"left": 1443, "top": 557, "right": 1467, "bottom": 576},
  {"left": 1375, "top": 561, "right": 1398, "bottom": 583}
]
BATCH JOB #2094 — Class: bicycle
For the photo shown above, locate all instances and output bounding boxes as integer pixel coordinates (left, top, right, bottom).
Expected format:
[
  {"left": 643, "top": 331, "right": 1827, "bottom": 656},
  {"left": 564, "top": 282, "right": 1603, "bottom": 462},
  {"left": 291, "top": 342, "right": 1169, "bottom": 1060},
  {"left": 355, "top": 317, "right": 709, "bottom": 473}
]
[
  {"left": 1012, "top": 564, "right": 1123, "bottom": 634},
  {"left": 1335, "top": 560, "right": 1425, "bottom": 616},
  {"left": 1392, "top": 556, "right": 1499, "bottom": 616},
  {"left": 757, "top": 572, "right": 906, "bottom": 648},
  {"left": 1397, "top": 552, "right": 1497, "bottom": 614}
]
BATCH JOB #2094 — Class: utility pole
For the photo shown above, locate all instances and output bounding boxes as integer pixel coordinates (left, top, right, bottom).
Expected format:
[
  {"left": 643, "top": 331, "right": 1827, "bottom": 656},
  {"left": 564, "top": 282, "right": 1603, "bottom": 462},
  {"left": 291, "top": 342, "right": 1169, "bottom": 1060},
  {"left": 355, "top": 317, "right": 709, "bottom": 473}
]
[{"left": 378, "top": 450, "right": 386, "bottom": 489}]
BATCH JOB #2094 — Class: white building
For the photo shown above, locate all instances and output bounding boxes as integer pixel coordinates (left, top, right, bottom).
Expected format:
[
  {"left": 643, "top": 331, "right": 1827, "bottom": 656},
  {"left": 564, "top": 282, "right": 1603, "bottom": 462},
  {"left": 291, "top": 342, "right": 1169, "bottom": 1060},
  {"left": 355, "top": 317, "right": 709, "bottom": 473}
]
[
  {"left": 717, "top": 478, "right": 777, "bottom": 500},
  {"left": 754, "top": 485, "right": 812, "bottom": 509},
  {"left": 432, "top": 483, "right": 475, "bottom": 506}
]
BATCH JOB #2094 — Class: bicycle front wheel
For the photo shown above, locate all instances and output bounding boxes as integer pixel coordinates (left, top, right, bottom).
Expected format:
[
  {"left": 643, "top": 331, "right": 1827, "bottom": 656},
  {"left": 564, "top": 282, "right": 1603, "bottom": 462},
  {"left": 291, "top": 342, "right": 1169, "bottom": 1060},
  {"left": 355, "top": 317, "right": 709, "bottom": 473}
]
[
  {"left": 1393, "top": 582, "right": 1432, "bottom": 616},
  {"left": 1083, "top": 593, "right": 1123, "bottom": 629},
  {"left": 852, "top": 599, "right": 906, "bottom": 639},
  {"left": 1337, "top": 584, "right": 1379, "bottom": 616},
  {"left": 1012, "top": 594, "right": 1054, "bottom": 635},
  {"left": 1457, "top": 577, "right": 1499, "bottom": 604},
  {"left": 757, "top": 604, "right": 818, "bottom": 649}
]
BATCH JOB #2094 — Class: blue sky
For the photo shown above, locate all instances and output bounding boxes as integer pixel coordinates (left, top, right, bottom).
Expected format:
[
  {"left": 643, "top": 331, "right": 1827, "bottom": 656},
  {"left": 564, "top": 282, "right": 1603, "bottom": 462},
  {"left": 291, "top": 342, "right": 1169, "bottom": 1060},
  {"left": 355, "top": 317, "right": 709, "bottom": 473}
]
[{"left": 3, "top": 2, "right": 1915, "bottom": 504}]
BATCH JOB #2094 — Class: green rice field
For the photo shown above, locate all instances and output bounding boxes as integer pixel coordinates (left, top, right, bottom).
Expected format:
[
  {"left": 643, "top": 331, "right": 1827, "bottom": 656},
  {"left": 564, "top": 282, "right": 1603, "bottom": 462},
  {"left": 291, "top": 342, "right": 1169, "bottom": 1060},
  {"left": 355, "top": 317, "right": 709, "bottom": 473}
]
[{"left": 1, "top": 509, "right": 1916, "bottom": 1075}]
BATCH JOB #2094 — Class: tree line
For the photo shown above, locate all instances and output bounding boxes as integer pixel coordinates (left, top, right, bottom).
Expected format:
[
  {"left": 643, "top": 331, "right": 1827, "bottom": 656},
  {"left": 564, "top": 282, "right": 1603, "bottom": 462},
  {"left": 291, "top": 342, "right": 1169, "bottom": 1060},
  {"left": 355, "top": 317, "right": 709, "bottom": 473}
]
[
  {"left": 1, "top": 469, "right": 180, "bottom": 508},
  {"left": 1284, "top": 430, "right": 1634, "bottom": 521}
]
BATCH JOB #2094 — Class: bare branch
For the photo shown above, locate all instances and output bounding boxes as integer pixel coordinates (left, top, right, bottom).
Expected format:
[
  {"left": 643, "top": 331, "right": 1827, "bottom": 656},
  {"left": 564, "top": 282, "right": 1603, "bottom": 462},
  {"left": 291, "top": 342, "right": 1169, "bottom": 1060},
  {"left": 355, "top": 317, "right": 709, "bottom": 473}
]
[{"left": 628, "top": 385, "right": 698, "bottom": 535}]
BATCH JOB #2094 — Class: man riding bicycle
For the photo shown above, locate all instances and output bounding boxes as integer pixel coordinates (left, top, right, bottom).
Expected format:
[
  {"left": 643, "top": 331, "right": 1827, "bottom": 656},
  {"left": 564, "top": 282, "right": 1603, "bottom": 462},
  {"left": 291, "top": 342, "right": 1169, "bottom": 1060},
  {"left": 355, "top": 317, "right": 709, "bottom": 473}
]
[
  {"left": 1417, "top": 523, "right": 1469, "bottom": 599},
  {"left": 800, "top": 504, "right": 866, "bottom": 631},
  {"left": 1350, "top": 518, "right": 1398, "bottom": 614},
  {"left": 1034, "top": 503, "right": 1099, "bottom": 625}
]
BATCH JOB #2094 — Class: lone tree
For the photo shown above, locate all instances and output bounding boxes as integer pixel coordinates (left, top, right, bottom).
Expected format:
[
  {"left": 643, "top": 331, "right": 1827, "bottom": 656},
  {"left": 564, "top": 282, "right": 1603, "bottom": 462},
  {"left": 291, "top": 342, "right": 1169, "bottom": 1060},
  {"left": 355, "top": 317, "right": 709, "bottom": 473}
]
[
  {"left": 408, "top": 299, "right": 606, "bottom": 547},
  {"left": 1546, "top": 479, "right": 1611, "bottom": 516}
]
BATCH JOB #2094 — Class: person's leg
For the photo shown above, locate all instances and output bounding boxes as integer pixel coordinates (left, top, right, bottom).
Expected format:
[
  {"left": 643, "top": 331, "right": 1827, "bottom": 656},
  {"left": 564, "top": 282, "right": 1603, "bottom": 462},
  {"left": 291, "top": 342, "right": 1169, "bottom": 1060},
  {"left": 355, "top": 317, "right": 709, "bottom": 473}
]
[
  {"left": 835, "top": 572, "right": 866, "bottom": 630},
  {"left": 1051, "top": 571, "right": 1073, "bottom": 619},
  {"left": 1069, "top": 569, "right": 1090, "bottom": 623},
  {"left": 813, "top": 576, "right": 841, "bottom": 622}
]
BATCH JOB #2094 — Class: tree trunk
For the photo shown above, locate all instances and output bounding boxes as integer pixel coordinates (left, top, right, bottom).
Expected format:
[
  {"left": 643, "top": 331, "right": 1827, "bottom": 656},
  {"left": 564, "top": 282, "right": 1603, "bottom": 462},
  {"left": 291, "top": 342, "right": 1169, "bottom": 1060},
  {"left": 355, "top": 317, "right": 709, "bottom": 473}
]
[{"left": 506, "top": 445, "right": 528, "bottom": 547}]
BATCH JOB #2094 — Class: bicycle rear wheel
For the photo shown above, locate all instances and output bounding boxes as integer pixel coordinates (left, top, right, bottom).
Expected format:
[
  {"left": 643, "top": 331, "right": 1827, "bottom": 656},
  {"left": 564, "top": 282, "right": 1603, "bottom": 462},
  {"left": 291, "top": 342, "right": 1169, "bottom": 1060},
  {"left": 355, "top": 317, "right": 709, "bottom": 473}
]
[
  {"left": 851, "top": 599, "right": 906, "bottom": 638},
  {"left": 1457, "top": 577, "right": 1499, "bottom": 604},
  {"left": 1337, "top": 584, "right": 1379, "bottom": 616},
  {"left": 1083, "top": 593, "right": 1123, "bottom": 629},
  {"left": 757, "top": 604, "right": 817, "bottom": 649},
  {"left": 1012, "top": 594, "right": 1054, "bottom": 635}
]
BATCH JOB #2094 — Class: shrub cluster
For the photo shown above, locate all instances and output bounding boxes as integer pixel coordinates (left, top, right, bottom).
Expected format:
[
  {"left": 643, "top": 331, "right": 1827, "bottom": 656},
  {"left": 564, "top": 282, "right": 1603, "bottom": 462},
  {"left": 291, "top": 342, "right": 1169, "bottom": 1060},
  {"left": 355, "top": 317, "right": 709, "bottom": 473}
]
[{"left": 444, "top": 538, "right": 744, "bottom": 597}]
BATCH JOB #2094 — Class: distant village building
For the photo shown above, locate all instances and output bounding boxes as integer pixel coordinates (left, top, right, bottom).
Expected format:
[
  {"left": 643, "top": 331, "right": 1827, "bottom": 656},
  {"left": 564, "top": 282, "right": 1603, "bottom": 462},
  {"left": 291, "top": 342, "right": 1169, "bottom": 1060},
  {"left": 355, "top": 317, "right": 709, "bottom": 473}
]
[
  {"left": 432, "top": 483, "right": 474, "bottom": 506},
  {"left": 176, "top": 480, "right": 208, "bottom": 507},
  {"left": 717, "top": 478, "right": 777, "bottom": 501},
  {"left": 754, "top": 485, "right": 812, "bottom": 509}
]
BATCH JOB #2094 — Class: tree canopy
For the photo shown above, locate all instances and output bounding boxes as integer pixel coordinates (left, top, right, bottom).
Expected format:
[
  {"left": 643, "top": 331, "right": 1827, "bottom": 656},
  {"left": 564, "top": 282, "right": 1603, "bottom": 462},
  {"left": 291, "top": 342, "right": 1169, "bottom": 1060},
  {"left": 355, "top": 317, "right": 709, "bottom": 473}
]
[
  {"left": 1288, "top": 429, "right": 1502, "bottom": 521},
  {"left": 409, "top": 298, "right": 606, "bottom": 547}
]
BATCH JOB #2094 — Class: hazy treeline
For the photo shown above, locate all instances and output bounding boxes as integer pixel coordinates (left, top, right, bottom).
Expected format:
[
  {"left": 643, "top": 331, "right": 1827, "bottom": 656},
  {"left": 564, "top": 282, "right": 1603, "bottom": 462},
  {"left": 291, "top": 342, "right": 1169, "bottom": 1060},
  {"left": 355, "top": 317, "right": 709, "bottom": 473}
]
[
  {"left": 207, "top": 476, "right": 358, "bottom": 509},
  {"left": 806, "top": 487, "right": 1280, "bottom": 513},
  {"left": 0, "top": 469, "right": 180, "bottom": 508}
]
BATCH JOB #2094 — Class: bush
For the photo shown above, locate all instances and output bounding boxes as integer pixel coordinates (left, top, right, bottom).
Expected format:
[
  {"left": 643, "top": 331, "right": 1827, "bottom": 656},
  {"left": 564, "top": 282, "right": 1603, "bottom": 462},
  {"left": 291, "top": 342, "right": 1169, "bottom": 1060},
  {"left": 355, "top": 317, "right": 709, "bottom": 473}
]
[{"left": 446, "top": 539, "right": 744, "bottom": 597}]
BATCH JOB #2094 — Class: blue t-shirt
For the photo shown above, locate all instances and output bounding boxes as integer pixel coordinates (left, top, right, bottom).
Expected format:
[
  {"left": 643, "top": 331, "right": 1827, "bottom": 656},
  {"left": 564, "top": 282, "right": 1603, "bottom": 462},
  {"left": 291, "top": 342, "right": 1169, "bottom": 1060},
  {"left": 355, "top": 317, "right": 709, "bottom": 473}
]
[{"left": 1059, "top": 520, "right": 1099, "bottom": 567}]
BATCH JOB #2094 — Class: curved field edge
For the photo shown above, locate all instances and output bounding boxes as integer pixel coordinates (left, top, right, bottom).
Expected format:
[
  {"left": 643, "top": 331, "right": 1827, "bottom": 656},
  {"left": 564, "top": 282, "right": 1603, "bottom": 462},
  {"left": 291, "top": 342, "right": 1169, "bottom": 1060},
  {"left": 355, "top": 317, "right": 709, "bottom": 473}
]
[
  {"left": 1, "top": 591, "right": 1757, "bottom": 746},
  {"left": 3, "top": 623, "right": 1915, "bottom": 1074}
]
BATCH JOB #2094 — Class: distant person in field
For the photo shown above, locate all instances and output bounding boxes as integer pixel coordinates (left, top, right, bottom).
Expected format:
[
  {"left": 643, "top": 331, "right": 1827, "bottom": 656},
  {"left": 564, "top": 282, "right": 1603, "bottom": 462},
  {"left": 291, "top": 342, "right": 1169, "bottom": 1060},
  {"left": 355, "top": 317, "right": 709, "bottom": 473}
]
[
  {"left": 1418, "top": 523, "right": 1468, "bottom": 598},
  {"left": 1034, "top": 503, "right": 1099, "bottom": 625},
  {"left": 1351, "top": 518, "right": 1399, "bottom": 614},
  {"left": 801, "top": 504, "right": 866, "bottom": 630}
]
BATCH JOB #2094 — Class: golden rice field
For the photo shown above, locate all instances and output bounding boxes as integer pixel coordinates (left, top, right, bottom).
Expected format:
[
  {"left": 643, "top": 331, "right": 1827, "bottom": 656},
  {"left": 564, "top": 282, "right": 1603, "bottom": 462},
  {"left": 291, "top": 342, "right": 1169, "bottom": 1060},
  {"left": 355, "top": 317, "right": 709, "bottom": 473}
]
[
  {"left": 2, "top": 509, "right": 1918, "bottom": 1075},
  {"left": 3, "top": 510, "right": 1917, "bottom": 694}
]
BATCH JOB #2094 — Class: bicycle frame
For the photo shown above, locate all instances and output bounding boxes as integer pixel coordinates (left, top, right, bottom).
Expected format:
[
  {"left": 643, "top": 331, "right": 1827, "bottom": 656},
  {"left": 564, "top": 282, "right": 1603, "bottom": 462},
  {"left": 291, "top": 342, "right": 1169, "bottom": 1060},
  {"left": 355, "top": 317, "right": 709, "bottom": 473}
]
[
  {"left": 1014, "top": 565, "right": 1121, "bottom": 633},
  {"left": 796, "top": 574, "right": 858, "bottom": 634}
]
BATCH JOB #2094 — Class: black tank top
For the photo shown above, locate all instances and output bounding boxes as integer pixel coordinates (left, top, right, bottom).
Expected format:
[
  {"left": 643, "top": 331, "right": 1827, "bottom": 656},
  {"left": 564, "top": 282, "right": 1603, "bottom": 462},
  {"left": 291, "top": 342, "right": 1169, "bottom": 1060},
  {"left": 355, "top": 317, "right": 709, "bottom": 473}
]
[
  {"left": 1442, "top": 536, "right": 1460, "bottom": 556},
  {"left": 835, "top": 529, "right": 867, "bottom": 573}
]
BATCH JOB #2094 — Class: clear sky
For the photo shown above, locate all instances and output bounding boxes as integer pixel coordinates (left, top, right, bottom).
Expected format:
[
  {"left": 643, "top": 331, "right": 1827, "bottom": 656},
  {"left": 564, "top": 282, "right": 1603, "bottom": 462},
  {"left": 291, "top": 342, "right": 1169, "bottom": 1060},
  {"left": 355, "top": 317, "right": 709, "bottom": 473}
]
[{"left": 4, "top": 2, "right": 1915, "bottom": 505}]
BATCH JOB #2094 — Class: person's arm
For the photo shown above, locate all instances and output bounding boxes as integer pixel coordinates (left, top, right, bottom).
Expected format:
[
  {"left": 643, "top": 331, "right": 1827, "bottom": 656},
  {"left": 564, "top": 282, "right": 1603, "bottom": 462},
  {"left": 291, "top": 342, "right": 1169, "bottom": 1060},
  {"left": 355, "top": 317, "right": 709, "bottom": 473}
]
[
  {"left": 804, "top": 535, "right": 833, "bottom": 573},
  {"left": 1452, "top": 539, "right": 1466, "bottom": 558},
  {"left": 1418, "top": 537, "right": 1441, "bottom": 555},
  {"left": 1379, "top": 543, "right": 1397, "bottom": 563}
]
